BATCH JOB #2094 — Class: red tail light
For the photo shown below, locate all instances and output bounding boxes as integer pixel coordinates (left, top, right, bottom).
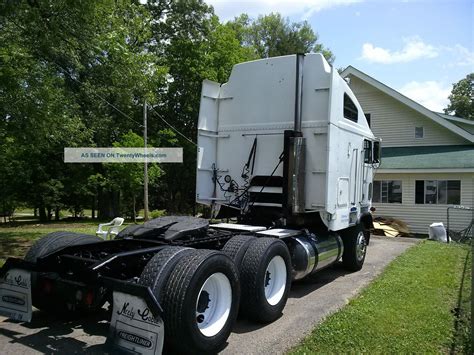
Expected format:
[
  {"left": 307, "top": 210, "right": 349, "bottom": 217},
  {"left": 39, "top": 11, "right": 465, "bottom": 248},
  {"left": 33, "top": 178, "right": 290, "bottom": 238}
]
[{"left": 85, "top": 290, "right": 94, "bottom": 306}]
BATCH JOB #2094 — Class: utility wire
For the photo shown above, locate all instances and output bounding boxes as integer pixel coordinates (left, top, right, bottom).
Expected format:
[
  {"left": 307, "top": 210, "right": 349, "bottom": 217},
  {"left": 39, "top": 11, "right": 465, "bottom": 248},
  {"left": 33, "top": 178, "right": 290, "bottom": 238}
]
[
  {"left": 52, "top": 61, "right": 144, "bottom": 128},
  {"left": 6, "top": 15, "right": 144, "bottom": 129},
  {"left": 7, "top": 14, "right": 198, "bottom": 147},
  {"left": 148, "top": 105, "right": 197, "bottom": 147},
  {"left": 55, "top": 60, "right": 197, "bottom": 147}
]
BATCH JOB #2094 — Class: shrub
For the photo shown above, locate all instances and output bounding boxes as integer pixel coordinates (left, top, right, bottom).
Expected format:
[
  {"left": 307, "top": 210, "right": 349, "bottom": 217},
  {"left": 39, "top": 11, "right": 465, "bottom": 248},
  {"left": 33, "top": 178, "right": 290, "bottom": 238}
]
[{"left": 150, "top": 209, "right": 166, "bottom": 219}]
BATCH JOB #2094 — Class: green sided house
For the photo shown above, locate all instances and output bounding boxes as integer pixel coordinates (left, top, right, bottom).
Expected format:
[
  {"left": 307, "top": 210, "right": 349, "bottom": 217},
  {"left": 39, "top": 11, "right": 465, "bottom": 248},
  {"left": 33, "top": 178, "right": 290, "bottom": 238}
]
[{"left": 341, "top": 66, "right": 474, "bottom": 234}]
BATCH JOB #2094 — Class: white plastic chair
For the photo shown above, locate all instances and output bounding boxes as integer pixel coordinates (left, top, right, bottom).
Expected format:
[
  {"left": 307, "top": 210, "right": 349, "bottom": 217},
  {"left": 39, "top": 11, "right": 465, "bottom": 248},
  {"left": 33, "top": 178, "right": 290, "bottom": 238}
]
[{"left": 96, "top": 217, "right": 124, "bottom": 240}]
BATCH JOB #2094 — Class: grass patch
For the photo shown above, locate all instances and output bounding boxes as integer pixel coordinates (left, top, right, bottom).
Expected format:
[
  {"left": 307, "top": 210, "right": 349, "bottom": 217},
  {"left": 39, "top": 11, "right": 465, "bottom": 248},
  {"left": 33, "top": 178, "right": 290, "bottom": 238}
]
[
  {"left": 451, "top": 247, "right": 472, "bottom": 353},
  {"left": 291, "top": 241, "right": 471, "bottom": 354},
  {"left": 0, "top": 220, "right": 131, "bottom": 267}
]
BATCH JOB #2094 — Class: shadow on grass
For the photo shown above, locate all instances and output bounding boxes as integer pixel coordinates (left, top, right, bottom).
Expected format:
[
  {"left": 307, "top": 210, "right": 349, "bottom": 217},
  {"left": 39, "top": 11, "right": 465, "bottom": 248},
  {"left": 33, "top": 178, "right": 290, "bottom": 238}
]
[
  {"left": 0, "top": 217, "right": 136, "bottom": 231},
  {"left": 0, "top": 234, "right": 43, "bottom": 259},
  {"left": 0, "top": 222, "right": 98, "bottom": 261},
  {"left": 0, "top": 217, "right": 100, "bottom": 228}
]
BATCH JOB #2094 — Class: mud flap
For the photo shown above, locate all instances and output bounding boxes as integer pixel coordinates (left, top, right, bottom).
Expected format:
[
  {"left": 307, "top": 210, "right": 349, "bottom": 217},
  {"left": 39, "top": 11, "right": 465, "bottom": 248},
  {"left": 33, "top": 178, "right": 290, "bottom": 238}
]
[
  {"left": 109, "top": 291, "right": 164, "bottom": 354},
  {"left": 0, "top": 268, "right": 32, "bottom": 322}
]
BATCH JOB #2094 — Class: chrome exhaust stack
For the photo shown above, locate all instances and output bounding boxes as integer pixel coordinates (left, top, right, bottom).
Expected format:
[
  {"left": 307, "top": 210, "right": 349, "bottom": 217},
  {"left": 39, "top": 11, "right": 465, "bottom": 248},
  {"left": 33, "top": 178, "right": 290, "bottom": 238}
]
[{"left": 283, "top": 54, "right": 306, "bottom": 216}]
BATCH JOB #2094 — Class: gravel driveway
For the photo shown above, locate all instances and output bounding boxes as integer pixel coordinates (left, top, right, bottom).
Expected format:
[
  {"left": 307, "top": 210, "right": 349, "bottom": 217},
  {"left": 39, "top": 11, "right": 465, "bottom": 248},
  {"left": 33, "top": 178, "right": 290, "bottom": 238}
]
[{"left": 0, "top": 236, "right": 419, "bottom": 354}]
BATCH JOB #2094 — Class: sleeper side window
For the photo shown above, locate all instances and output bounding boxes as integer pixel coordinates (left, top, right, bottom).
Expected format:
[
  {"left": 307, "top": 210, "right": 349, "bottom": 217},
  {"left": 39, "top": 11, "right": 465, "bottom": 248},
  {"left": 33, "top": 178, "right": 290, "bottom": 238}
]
[{"left": 343, "top": 93, "right": 358, "bottom": 123}]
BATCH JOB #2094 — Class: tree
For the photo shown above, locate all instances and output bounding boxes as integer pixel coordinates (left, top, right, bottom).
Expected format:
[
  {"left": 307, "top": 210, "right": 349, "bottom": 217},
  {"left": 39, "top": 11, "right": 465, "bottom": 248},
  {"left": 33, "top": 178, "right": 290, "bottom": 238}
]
[
  {"left": 444, "top": 73, "right": 474, "bottom": 120},
  {"left": 0, "top": 0, "right": 338, "bottom": 220},
  {"left": 106, "top": 131, "right": 162, "bottom": 221},
  {"left": 227, "top": 13, "right": 334, "bottom": 62},
  {"left": 147, "top": 1, "right": 257, "bottom": 213},
  {"left": 0, "top": 0, "right": 166, "bottom": 220}
]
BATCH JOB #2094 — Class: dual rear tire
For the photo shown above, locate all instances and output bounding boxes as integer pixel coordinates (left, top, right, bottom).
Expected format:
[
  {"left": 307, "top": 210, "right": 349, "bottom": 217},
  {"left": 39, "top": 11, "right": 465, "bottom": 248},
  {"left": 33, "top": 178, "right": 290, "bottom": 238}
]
[
  {"left": 25, "top": 229, "right": 364, "bottom": 352},
  {"left": 223, "top": 235, "right": 292, "bottom": 323},
  {"left": 141, "top": 237, "right": 292, "bottom": 353},
  {"left": 139, "top": 247, "right": 240, "bottom": 354}
]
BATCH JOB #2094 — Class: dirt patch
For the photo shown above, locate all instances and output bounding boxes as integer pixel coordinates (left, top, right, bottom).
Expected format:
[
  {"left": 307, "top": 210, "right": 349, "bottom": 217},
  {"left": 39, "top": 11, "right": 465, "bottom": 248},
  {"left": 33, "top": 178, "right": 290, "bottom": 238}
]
[{"left": 0, "top": 236, "right": 38, "bottom": 260}]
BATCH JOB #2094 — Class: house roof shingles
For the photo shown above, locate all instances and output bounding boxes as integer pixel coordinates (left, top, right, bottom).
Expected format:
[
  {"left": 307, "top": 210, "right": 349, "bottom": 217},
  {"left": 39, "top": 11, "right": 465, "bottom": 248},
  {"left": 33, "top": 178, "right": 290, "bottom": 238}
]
[
  {"left": 341, "top": 66, "right": 474, "bottom": 143},
  {"left": 380, "top": 145, "right": 474, "bottom": 170},
  {"left": 435, "top": 113, "right": 474, "bottom": 134}
]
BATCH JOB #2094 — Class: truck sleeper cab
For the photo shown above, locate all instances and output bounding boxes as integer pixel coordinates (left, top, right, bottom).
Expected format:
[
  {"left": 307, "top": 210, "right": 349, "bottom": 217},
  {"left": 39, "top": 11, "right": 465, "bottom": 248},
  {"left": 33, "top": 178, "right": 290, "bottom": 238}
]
[
  {"left": 197, "top": 53, "right": 380, "bottom": 230},
  {"left": 0, "top": 54, "right": 380, "bottom": 355}
]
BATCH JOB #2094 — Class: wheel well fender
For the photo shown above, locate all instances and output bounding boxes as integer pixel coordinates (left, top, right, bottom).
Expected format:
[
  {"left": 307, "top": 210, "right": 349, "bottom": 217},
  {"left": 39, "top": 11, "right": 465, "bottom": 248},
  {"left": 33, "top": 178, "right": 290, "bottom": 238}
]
[{"left": 359, "top": 212, "right": 373, "bottom": 231}]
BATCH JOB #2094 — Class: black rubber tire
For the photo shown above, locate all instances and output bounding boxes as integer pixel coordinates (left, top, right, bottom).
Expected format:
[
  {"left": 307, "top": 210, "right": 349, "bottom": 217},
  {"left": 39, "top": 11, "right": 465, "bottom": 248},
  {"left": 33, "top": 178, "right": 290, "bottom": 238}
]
[
  {"left": 24, "top": 231, "right": 102, "bottom": 313},
  {"left": 222, "top": 235, "right": 256, "bottom": 273},
  {"left": 159, "top": 249, "right": 240, "bottom": 354},
  {"left": 240, "top": 237, "right": 291, "bottom": 323},
  {"left": 341, "top": 224, "right": 367, "bottom": 272},
  {"left": 138, "top": 246, "right": 194, "bottom": 298},
  {"left": 25, "top": 231, "right": 102, "bottom": 262},
  {"left": 364, "top": 230, "right": 371, "bottom": 246}
]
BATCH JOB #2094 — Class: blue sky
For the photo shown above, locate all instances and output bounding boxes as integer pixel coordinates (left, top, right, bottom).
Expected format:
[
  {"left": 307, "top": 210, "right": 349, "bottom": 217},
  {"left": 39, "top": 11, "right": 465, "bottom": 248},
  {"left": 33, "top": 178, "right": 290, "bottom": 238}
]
[{"left": 206, "top": 0, "right": 473, "bottom": 112}]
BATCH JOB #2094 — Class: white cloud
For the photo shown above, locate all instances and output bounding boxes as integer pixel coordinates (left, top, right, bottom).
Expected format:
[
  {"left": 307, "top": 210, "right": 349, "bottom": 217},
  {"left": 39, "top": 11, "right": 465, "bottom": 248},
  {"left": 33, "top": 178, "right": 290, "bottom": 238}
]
[
  {"left": 399, "top": 81, "right": 451, "bottom": 112},
  {"left": 206, "top": 0, "right": 363, "bottom": 21},
  {"left": 360, "top": 37, "right": 474, "bottom": 67},
  {"left": 360, "top": 37, "right": 438, "bottom": 64},
  {"left": 445, "top": 44, "right": 474, "bottom": 67}
]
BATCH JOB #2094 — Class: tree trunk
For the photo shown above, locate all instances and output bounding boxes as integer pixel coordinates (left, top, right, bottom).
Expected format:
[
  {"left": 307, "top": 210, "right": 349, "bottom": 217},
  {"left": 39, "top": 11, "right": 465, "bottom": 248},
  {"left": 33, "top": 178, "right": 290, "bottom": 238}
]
[
  {"left": 91, "top": 195, "right": 96, "bottom": 219},
  {"left": 47, "top": 206, "right": 52, "bottom": 221},
  {"left": 98, "top": 188, "right": 117, "bottom": 219},
  {"left": 39, "top": 202, "right": 47, "bottom": 222},
  {"left": 133, "top": 195, "right": 136, "bottom": 223},
  {"left": 55, "top": 206, "right": 60, "bottom": 221},
  {"left": 112, "top": 190, "right": 120, "bottom": 217},
  {"left": 98, "top": 187, "right": 109, "bottom": 219}
]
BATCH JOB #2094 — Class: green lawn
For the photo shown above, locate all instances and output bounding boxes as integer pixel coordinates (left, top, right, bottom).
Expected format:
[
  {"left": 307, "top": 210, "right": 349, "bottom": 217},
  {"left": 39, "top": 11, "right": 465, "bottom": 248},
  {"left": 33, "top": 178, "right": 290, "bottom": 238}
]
[
  {"left": 0, "top": 220, "right": 128, "bottom": 266},
  {"left": 291, "top": 241, "right": 472, "bottom": 354},
  {"left": 9, "top": 208, "right": 149, "bottom": 220}
]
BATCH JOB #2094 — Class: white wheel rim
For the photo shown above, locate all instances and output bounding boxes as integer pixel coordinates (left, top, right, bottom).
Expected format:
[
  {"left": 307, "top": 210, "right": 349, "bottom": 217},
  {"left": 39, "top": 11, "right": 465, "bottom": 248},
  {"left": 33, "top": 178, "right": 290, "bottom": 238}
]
[
  {"left": 196, "top": 272, "right": 232, "bottom": 337},
  {"left": 264, "top": 255, "right": 287, "bottom": 306}
]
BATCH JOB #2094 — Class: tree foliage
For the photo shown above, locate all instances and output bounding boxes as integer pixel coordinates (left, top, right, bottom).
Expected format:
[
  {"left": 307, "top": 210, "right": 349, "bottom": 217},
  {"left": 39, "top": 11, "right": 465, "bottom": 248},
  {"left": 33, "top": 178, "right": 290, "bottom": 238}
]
[
  {"left": 1, "top": 0, "right": 166, "bottom": 220},
  {"left": 146, "top": 1, "right": 257, "bottom": 212},
  {"left": 106, "top": 131, "right": 162, "bottom": 220},
  {"left": 444, "top": 73, "right": 474, "bottom": 120},
  {"left": 227, "top": 13, "right": 334, "bottom": 62},
  {"left": 0, "top": 0, "right": 334, "bottom": 220}
]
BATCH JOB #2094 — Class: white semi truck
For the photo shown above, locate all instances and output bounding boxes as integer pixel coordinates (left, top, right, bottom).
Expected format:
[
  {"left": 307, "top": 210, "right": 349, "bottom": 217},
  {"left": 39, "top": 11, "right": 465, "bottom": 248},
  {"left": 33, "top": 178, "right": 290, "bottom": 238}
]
[{"left": 0, "top": 54, "right": 380, "bottom": 354}]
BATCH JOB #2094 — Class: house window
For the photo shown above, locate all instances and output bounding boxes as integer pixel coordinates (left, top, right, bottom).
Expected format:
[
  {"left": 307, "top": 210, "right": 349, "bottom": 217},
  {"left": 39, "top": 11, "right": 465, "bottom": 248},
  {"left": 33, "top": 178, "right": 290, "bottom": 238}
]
[
  {"left": 365, "top": 113, "right": 371, "bottom": 127},
  {"left": 343, "top": 93, "right": 358, "bottom": 122},
  {"left": 415, "top": 126, "right": 424, "bottom": 138},
  {"left": 415, "top": 180, "right": 461, "bottom": 204},
  {"left": 373, "top": 180, "right": 402, "bottom": 203}
]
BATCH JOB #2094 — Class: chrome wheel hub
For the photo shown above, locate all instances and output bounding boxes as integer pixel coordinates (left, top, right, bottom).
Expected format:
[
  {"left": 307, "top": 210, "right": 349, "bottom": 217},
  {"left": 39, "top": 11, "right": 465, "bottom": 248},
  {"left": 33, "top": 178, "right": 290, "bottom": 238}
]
[{"left": 356, "top": 232, "right": 367, "bottom": 262}]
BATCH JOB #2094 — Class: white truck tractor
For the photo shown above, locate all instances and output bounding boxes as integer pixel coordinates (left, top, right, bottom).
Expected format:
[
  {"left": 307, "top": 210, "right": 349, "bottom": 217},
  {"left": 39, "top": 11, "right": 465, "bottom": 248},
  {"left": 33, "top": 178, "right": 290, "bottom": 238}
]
[{"left": 0, "top": 54, "right": 380, "bottom": 354}]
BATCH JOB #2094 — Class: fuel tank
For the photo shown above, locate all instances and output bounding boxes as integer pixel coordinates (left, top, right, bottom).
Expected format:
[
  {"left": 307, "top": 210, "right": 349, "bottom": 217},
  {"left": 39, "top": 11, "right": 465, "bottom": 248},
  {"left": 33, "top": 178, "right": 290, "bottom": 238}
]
[{"left": 289, "top": 232, "right": 344, "bottom": 280}]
